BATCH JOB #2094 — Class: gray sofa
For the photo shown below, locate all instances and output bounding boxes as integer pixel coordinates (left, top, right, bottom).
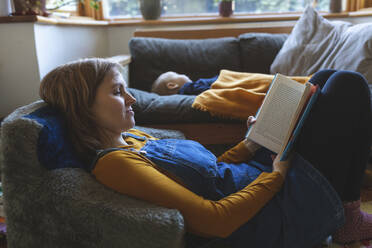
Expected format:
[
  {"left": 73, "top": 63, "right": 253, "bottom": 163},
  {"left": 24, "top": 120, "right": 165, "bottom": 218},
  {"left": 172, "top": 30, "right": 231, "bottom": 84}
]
[
  {"left": 0, "top": 32, "right": 290, "bottom": 248},
  {"left": 125, "top": 33, "right": 289, "bottom": 149},
  {"left": 127, "top": 33, "right": 288, "bottom": 125}
]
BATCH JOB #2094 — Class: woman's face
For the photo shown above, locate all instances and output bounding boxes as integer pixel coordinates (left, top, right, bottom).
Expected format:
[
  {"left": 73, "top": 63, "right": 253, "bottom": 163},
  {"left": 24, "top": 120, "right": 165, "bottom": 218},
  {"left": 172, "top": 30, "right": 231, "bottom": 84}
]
[{"left": 92, "top": 68, "right": 136, "bottom": 136}]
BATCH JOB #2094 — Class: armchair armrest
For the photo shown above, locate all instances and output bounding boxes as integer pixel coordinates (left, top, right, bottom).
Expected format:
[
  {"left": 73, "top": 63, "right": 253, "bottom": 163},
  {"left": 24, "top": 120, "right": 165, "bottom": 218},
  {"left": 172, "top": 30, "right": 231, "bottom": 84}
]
[{"left": 40, "top": 168, "right": 186, "bottom": 248}]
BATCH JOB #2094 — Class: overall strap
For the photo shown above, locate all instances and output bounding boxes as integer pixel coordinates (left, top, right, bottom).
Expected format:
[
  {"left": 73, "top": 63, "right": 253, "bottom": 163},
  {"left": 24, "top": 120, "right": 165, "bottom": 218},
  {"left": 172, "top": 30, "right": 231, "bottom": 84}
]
[
  {"left": 90, "top": 147, "right": 132, "bottom": 171},
  {"left": 89, "top": 132, "right": 149, "bottom": 171},
  {"left": 123, "top": 132, "right": 147, "bottom": 141},
  {"left": 90, "top": 146, "right": 148, "bottom": 171}
]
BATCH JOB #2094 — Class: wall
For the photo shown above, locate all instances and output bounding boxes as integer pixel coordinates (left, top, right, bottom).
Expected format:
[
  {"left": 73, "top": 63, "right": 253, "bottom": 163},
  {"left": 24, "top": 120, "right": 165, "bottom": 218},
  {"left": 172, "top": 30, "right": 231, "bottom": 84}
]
[
  {"left": 0, "top": 23, "right": 108, "bottom": 118},
  {"left": 107, "top": 25, "right": 136, "bottom": 56},
  {"left": 35, "top": 24, "right": 108, "bottom": 80},
  {"left": 1, "top": 15, "right": 372, "bottom": 118},
  {"left": 0, "top": 23, "right": 40, "bottom": 118}
]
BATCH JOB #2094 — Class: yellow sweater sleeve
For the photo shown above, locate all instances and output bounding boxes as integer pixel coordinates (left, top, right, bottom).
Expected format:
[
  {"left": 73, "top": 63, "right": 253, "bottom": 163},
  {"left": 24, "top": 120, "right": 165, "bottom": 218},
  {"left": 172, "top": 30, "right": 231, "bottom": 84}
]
[
  {"left": 217, "top": 140, "right": 257, "bottom": 163},
  {"left": 92, "top": 150, "right": 284, "bottom": 238}
]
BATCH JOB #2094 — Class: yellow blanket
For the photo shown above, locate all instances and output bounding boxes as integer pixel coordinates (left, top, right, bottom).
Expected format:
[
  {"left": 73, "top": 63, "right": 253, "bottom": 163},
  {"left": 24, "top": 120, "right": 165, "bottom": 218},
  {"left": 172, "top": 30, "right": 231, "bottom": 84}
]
[{"left": 192, "top": 70, "right": 311, "bottom": 120}]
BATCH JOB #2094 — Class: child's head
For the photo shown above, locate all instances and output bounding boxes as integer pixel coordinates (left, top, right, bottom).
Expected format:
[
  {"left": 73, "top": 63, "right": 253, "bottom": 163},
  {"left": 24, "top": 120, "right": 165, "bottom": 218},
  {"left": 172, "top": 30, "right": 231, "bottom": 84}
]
[
  {"left": 151, "top": 71, "right": 191, "bottom": 95},
  {"left": 39, "top": 58, "right": 135, "bottom": 162}
]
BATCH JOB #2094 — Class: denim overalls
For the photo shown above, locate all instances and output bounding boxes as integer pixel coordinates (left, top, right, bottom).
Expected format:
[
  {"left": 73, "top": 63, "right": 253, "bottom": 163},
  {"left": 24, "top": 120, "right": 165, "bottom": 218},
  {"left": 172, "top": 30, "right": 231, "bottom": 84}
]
[{"left": 95, "top": 132, "right": 344, "bottom": 248}]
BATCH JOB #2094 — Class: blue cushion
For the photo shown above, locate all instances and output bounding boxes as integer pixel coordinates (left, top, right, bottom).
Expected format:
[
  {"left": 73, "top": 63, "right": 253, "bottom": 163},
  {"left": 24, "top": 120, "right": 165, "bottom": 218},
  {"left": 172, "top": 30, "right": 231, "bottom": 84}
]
[{"left": 24, "top": 106, "right": 87, "bottom": 171}]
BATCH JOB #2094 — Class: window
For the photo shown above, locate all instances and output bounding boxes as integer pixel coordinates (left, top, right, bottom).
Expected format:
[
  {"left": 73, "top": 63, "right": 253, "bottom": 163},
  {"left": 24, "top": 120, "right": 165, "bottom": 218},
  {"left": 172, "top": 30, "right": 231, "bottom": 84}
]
[
  {"left": 103, "top": 0, "right": 331, "bottom": 19},
  {"left": 46, "top": 0, "right": 78, "bottom": 12}
]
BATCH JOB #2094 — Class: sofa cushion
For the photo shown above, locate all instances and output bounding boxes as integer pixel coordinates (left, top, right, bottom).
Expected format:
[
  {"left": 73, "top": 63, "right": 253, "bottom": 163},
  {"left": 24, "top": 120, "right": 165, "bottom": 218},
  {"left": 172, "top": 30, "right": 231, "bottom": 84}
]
[
  {"left": 128, "top": 88, "right": 235, "bottom": 124},
  {"left": 270, "top": 6, "right": 372, "bottom": 84},
  {"left": 238, "top": 33, "right": 288, "bottom": 74},
  {"left": 129, "top": 37, "right": 241, "bottom": 91}
]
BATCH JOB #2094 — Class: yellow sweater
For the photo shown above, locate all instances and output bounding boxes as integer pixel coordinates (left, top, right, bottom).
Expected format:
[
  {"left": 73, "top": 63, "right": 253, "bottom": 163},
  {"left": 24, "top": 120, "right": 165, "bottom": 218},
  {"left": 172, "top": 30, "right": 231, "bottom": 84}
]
[
  {"left": 92, "top": 129, "right": 284, "bottom": 238},
  {"left": 192, "top": 70, "right": 311, "bottom": 120}
]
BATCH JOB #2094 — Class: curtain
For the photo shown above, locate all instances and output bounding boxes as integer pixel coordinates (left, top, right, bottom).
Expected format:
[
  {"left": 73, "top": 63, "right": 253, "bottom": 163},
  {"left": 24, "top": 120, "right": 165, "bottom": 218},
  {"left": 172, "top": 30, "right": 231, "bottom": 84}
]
[
  {"left": 346, "top": 0, "right": 372, "bottom": 11},
  {"left": 78, "top": 0, "right": 103, "bottom": 20}
]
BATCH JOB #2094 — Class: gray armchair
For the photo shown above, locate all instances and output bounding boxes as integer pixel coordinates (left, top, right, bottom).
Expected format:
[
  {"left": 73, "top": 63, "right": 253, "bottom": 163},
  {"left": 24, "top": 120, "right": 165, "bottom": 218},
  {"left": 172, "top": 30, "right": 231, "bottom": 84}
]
[{"left": 0, "top": 101, "right": 187, "bottom": 248}]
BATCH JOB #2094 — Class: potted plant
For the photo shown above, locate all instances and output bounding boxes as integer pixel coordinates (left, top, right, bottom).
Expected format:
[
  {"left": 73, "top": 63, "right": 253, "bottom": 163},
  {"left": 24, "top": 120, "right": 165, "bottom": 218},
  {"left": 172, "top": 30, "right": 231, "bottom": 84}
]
[
  {"left": 216, "top": 0, "right": 234, "bottom": 17},
  {"left": 13, "top": 0, "right": 49, "bottom": 16},
  {"left": 139, "top": 0, "right": 162, "bottom": 20},
  {"left": 12, "top": 0, "right": 101, "bottom": 17},
  {"left": 329, "top": 0, "right": 342, "bottom": 13},
  {"left": 47, "top": 0, "right": 101, "bottom": 15}
]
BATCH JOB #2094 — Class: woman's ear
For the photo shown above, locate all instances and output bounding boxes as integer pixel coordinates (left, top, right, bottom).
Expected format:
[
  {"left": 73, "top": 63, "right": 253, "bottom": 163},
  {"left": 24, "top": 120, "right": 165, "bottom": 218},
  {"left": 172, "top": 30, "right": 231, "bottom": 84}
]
[{"left": 166, "top": 82, "right": 180, "bottom": 90}]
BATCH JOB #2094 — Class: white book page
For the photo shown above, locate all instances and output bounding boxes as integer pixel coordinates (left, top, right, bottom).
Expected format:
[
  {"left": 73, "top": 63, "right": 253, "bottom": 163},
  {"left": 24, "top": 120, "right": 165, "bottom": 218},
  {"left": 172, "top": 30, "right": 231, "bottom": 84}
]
[{"left": 247, "top": 74, "right": 306, "bottom": 153}]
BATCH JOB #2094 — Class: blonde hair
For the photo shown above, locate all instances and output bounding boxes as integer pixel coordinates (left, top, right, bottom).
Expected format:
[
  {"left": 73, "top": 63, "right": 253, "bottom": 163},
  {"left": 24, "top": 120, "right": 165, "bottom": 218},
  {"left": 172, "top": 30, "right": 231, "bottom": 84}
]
[
  {"left": 39, "top": 58, "right": 121, "bottom": 163},
  {"left": 151, "top": 71, "right": 177, "bottom": 95}
]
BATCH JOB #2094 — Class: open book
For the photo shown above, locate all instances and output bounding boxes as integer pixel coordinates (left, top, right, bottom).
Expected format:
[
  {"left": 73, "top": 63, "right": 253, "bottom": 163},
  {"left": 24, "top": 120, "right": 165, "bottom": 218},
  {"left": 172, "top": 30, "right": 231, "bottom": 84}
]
[{"left": 246, "top": 73, "right": 320, "bottom": 161}]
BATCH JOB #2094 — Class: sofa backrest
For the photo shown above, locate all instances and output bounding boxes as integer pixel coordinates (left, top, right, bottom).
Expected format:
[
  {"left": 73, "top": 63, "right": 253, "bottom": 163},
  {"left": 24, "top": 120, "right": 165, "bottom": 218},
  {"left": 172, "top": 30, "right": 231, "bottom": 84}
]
[
  {"left": 128, "top": 33, "right": 289, "bottom": 91},
  {"left": 129, "top": 37, "right": 242, "bottom": 92},
  {"left": 238, "top": 33, "right": 289, "bottom": 74}
]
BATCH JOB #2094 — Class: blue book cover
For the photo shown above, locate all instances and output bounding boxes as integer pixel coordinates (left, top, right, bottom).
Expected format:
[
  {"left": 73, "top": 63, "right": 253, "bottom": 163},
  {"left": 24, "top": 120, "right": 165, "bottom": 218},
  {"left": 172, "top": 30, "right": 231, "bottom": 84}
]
[{"left": 280, "top": 84, "right": 320, "bottom": 161}]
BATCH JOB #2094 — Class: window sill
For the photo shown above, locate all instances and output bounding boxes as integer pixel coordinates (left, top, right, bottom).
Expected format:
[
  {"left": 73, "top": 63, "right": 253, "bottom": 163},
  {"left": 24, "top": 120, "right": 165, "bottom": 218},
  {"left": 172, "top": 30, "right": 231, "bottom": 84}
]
[
  {"left": 0, "top": 15, "right": 108, "bottom": 26},
  {"left": 0, "top": 10, "right": 371, "bottom": 26}
]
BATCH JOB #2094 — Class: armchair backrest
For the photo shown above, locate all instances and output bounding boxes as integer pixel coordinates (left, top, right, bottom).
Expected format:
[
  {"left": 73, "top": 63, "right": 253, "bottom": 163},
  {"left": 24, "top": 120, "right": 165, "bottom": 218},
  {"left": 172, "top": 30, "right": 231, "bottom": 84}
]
[{"left": 0, "top": 101, "right": 186, "bottom": 248}]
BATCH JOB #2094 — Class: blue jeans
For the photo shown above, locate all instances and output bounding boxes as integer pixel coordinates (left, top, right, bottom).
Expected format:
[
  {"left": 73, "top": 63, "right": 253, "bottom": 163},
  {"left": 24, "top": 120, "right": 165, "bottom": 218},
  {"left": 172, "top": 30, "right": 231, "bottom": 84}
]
[
  {"left": 121, "top": 133, "right": 343, "bottom": 248},
  {"left": 296, "top": 70, "right": 372, "bottom": 201}
]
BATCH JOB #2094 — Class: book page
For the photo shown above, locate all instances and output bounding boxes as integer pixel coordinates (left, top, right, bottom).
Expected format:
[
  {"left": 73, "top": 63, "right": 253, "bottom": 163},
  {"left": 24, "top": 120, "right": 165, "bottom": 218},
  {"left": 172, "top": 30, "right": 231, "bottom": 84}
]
[
  {"left": 280, "top": 84, "right": 319, "bottom": 160},
  {"left": 247, "top": 74, "right": 306, "bottom": 153}
]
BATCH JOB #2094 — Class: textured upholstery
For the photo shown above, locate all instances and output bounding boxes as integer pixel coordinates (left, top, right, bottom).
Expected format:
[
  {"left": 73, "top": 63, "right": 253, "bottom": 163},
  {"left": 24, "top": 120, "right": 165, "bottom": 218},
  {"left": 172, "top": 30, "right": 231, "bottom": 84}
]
[
  {"left": 0, "top": 101, "right": 186, "bottom": 248},
  {"left": 129, "top": 37, "right": 242, "bottom": 91}
]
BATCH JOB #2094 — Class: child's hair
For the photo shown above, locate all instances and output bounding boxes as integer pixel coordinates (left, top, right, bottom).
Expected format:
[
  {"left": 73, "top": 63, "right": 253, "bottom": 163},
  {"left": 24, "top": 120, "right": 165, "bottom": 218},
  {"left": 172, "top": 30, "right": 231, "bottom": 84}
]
[
  {"left": 39, "top": 58, "right": 121, "bottom": 163},
  {"left": 151, "top": 71, "right": 177, "bottom": 95}
]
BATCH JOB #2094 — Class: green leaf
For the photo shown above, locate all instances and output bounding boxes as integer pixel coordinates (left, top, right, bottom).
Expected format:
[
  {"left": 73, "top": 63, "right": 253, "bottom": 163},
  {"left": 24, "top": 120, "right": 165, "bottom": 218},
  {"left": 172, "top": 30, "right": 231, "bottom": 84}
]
[{"left": 89, "top": 0, "right": 100, "bottom": 10}]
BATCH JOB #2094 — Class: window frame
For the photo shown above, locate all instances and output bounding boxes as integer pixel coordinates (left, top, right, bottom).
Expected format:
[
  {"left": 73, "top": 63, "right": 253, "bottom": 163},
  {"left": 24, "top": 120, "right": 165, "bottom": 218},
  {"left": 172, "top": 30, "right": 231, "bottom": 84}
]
[
  {"left": 101, "top": 0, "right": 335, "bottom": 19},
  {"left": 45, "top": 0, "right": 372, "bottom": 24}
]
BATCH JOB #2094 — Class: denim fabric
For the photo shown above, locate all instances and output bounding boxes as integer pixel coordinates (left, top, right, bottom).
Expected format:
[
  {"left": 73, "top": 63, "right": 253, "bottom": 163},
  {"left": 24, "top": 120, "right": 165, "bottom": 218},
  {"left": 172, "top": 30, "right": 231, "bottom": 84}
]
[
  {"left": 179, "top": 76, "right": 218, "bottom": 95},
  {"left": 296, "top": 70, "right": 372, "bottom": 202},
  {"left": 121, "top": 132, "right": 344, "bottom": 248}
]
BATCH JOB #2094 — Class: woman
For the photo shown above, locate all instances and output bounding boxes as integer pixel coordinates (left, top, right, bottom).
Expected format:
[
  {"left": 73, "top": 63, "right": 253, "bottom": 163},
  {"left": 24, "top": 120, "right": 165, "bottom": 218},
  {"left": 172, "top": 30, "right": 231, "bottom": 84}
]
[{"left": 39, "top": 58, "right": 372, "bottom": 247}]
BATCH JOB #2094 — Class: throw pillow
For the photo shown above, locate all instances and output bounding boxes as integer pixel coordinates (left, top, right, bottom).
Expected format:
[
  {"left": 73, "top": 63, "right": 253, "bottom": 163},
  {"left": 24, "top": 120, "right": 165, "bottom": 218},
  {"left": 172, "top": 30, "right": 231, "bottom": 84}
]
[
  {"left": 270, "top": 6, "right": 372, "bottom": 84},
  {"left": 25, "top": 105, "right": 88, "bottom": 171}
]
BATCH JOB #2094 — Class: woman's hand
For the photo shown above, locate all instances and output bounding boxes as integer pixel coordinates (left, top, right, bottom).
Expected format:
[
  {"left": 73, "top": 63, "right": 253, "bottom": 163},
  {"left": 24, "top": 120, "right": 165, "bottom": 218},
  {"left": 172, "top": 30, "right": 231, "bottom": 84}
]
[
  {"left": 246, "top": 116, "right": 256, "bottom": 129},
  {"left": 271, "top": 154, "right": 292, "bottom": 178},
  {"left": 244, "top": 116, "right": 262, "bottom": 152}
]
